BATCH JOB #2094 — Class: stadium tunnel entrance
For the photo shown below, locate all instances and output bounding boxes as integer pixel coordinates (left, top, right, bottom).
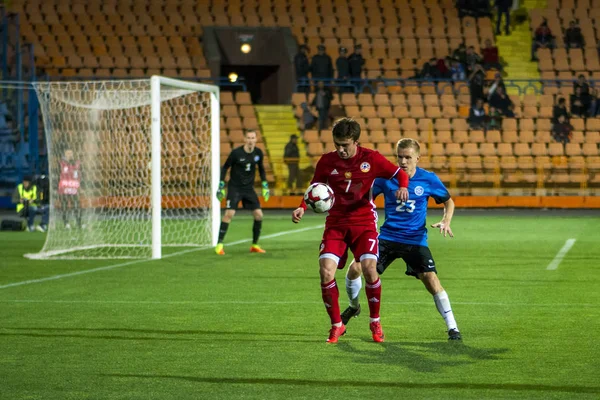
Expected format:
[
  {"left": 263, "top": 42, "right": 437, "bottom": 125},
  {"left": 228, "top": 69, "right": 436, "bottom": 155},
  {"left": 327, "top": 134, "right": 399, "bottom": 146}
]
[{"left": 204, "top": 27, "right": 295, "bottom": 104}]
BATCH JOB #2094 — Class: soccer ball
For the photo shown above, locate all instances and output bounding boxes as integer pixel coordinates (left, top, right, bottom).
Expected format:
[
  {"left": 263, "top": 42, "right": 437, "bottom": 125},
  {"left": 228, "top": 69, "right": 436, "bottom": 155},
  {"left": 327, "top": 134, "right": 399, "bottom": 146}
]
[{"left": 304, "top": 182, "right": 335, "bottom": 213}]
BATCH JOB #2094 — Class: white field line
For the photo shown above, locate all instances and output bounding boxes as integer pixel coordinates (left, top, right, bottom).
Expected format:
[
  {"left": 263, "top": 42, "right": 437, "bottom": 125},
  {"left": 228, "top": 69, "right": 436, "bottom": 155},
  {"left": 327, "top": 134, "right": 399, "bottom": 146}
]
[
  {"left": 0, "top": 224, "right": 324, "bottom": 290},
  {"left": 0, "top": 299, "right": 595, "bottom": 308},
  {"left": 546, "top": 238, "right": 577, "bottom": 270}
]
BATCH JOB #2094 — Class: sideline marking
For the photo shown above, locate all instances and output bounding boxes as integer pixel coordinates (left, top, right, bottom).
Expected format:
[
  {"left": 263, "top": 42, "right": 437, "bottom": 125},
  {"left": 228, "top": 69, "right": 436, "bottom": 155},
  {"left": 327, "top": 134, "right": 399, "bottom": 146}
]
[
  {"left": 0, "top": 224, "right": 323, "bottom": 290},
  {"left": 546, "top": 238, "right": 577, "bottom": 271}
]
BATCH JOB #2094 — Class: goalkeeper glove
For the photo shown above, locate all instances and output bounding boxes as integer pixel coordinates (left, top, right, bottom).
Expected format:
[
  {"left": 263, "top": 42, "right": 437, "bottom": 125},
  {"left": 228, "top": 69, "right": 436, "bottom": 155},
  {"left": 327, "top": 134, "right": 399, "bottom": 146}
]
[
  {"left": 261, "top": 181, "right": 270, "bottom": 202},
  {"left": 216, "top": 181, "right": 226, "bottom": 201}
]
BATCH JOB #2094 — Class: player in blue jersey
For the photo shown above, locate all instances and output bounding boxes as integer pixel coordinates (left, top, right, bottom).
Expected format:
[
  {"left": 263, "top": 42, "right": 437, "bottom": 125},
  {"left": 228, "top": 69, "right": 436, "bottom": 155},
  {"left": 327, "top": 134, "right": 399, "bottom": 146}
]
[{"left": 340, "top": 138, "right": 461, "bottom": 340}]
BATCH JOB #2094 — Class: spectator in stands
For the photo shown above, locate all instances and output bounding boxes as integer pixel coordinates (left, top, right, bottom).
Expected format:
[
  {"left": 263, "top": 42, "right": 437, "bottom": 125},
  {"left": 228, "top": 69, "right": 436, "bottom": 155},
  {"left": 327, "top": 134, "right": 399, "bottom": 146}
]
[
  {"left": 495, "top": 0, "right": 512, "bottom": 36},
  {"left": 468, "top": 98, "right": 487, "bottom": 129},
  {"left": 450, "top": 58, "right": 466, "bottom": 81},
  {"left": 348, "top": 44, "right": 365, "bottom": 91},
  {"left": 487, "top": 72, "right": 506, "bottom": 99},
  {"left": 531, "top": 20, "right": 556, "bottom": 61},
  {"left": 468, "top": 64, "right": 486, "bottom": 105},
  {"left": 336, "top": 47, "right": 351, "bottom": 93},
  {"left": 465, "top": 46, "right": 482, "bottom": 75},
  {"left": 417, "top": 58, "right": 442, "bottom": 80},
  {"left": 482, "top": 39, "right": 502, "bottom": 71},
  {"left": 12, "top": 175, "right": 49, "bottom": 232},
  {"left": 574, "top": 74, "right": 590, "bottom": 97},
  {"left": 552, "top": 97, "right": 570, "bottom": 124},
  {"left": 311, "top": 81, "right": 333, "bottom": 130},
  {"left": 294, "top": 44, "right": 310, "bottom": 94},
  {"left": 552, "top": 115, "right": 573, "bottom": 144},
  {"left": 452, "top": 43, "right": 468, "bottom": 67},
  {"left": 570, "top": 86, "right": 590, "bottom": 117},
  {"left": 284, "top": 134, "right": 302, "bottom": 192},
  {"left": 436, "top": 57, "right": 453, "bottom": 79},
  {"left": 310, "top": 45, "right": 334, "bottom": 86},
  {"left": 564, "top": 20, "right": 584, "bottom": 49},
  {"left": 489, "top": 86, "right": 513, "bottom": 116},
  {"left": 487, "top": 107, "right": 503, "bottom": 130},
  {"left": 300, "top": 102, "right": 317, "bottom": 130},
  {"left": 0, "top": 99, "right": 12, "bottom": 139}
]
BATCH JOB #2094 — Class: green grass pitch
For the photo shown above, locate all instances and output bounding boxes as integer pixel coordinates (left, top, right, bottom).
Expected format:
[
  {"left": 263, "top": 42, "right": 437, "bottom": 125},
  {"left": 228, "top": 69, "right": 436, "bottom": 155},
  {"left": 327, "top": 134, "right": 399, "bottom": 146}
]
[{"left": 1, "top": 210, "right": 599, "bottom": 399}]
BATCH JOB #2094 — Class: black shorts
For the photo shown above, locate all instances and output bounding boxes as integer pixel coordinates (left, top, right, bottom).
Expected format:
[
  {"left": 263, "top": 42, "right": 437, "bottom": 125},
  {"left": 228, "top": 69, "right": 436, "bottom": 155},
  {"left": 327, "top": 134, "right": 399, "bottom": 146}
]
[
  {"left": 226, "top": 186, "right": 260, "bottom": 211},
  {"left": 376, "top": 239, "right": 437, "bottom": 278}
]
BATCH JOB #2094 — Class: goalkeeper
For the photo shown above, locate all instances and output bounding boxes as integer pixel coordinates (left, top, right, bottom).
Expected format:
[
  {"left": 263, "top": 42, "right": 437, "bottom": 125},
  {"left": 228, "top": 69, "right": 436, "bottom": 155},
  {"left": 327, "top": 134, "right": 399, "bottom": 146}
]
[{"left": 215, "top": 129, "right": 269, "bottom": 255}]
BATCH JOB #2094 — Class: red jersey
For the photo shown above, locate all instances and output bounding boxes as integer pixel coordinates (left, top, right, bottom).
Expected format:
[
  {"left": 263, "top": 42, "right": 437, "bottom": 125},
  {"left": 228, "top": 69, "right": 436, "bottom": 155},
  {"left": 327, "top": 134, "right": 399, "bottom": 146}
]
[
  {"left": 58, "top": 159, "right": 81, "bottom": 195},
  {"left": 301, "top": 147, "right": 408, "bottom": 226}
]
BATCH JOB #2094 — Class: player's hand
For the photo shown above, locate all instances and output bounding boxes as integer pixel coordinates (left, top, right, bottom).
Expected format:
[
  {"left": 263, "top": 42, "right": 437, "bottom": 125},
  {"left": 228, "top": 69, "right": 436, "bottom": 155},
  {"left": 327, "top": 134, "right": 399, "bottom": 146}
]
[
  {"left": 395, "top": 187, "right": 409, "bottom": 202},
  {"left": 292, "top": 207, "right": 304, "bottom": 223},
  {"left": 216, "top": 181, "right": 226, "bottom": 201},
  {"left": 261, "top": 181, "right": 270, "bottom": 202},
  {"left": 431, "top": 221, "right": 454, "bottom": 238}
]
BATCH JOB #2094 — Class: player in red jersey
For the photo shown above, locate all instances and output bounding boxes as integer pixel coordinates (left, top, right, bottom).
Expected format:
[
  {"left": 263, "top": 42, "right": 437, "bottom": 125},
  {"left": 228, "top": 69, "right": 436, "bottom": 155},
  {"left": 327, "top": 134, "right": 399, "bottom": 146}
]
[
  {"left": 58, "top": 149, "right": 82, "bottom": 229},
  {"left": 292, "top": 118, "right": 409, "bottom": 343}
]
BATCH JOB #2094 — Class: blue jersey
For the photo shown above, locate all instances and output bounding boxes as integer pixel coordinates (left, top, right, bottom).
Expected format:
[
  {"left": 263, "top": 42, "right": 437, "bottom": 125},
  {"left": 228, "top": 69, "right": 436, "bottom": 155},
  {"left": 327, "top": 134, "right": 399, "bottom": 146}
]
[{"left": 373, "top": 167, "right": 450, "bottom": 246}]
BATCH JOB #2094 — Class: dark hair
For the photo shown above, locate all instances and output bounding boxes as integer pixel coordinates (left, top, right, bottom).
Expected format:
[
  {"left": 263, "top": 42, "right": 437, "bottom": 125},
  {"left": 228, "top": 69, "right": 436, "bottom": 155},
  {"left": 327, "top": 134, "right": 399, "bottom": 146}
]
[
  {"left": 332, "top": 118, "right": 361, "bottom": 142},
  {"left": 244, "top": 129, "right": 257, "bottom": 137},
  {"left": 558, "top": 97, "right": 566, "bottom": 104}
]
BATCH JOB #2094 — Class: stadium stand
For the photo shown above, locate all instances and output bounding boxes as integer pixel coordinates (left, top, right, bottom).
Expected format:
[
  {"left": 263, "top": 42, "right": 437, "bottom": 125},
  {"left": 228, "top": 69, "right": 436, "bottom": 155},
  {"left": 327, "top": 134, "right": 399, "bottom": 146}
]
[{"left": 2, "top": 0, "right": 600, "bottom": 195}]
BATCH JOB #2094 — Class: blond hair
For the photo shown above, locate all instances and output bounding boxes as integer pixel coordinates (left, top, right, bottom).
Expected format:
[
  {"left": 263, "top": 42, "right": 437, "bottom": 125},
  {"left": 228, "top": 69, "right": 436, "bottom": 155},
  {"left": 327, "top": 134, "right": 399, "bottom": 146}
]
[{"left": 396, "top": 138, "right": 421, "bottom": 155}]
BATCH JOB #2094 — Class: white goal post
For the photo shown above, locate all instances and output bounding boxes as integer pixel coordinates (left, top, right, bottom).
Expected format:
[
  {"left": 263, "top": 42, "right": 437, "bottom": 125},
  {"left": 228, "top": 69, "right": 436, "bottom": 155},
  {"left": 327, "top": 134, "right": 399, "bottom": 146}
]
[{"left": 26, "top": 76, "right": 220, "bottom": 259}]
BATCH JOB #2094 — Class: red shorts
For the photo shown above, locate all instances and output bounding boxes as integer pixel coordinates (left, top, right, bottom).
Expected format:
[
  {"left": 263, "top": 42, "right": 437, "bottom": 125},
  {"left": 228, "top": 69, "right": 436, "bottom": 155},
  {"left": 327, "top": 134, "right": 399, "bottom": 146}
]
[{"left": 319, "top": 223, "right": 379, "bottom": 269}]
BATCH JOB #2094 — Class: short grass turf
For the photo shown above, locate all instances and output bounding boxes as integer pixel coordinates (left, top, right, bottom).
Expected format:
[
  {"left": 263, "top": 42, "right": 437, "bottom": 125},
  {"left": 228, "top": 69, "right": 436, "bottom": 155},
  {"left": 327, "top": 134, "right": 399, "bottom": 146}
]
[{"left": 0, "top": 210, "right": 599, "bottom": 400}]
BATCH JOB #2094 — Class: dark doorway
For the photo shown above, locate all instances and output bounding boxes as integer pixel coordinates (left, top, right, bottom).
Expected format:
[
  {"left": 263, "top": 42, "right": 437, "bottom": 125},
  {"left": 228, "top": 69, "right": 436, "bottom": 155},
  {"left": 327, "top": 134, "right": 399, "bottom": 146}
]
[{"left": 220, "top": 65, "right": 280, "bottom": 104}]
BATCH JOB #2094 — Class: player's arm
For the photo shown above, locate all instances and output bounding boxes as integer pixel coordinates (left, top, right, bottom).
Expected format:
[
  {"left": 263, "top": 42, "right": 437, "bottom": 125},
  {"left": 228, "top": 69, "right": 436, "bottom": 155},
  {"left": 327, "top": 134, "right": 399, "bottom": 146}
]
[
  {"left": 292, "top": 157, "right": 328, "bottom": 223},
  {"left": 217, "top": 153, "right": 233, "bottom": 200},
  {"left": 257, "top": 150, "right": 269, "bottom": 201},
  {"left": 429, "top": 174, "right": 454, "bottom": 238}
]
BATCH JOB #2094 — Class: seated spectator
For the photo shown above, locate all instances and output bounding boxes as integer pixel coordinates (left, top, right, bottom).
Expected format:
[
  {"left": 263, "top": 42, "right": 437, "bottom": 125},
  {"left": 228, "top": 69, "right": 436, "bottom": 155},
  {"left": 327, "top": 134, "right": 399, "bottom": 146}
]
[
  {"left": 574, "top": 74, "right": 590, "bottom": 97},
  {"left": 452, "top": 43, "right": 467, "bottom": 66},
  {"left": 482, "top": 39, "right": 502, "bottom": 71},
  {"left": 489, "top": 86, "right": 513, "bottom": 115},
  {"left": 436, "top": 57, "right": 452, "bottom": 79},
  {"left": 300, "top": 102, "right": 317, "bottom": 130},
  {"left": 570, "top": 86, "right": 590, "bottom": 117},
  {"left": 418, "top": 58, "right": 441, "bottom": 80},
  {"left": 552, "top": 97, "right": 570, "bottom": 123},
  {"left": 552, "top": 115, "right": 573, "bottom": 144},
  {"left": 564, "top": 20, "right": 584, "bottom": 49},
  {"left": 11, "top": 175, "right": 49, "bottom": 232},
  {"left": 468, "top": 64, "right": 486, "bottom": 105},
  {"left": 487, "top": 107, "right": 503, "bottom": 130},
  {"left": 450, "top": 58, "right": 466, "bottom": 81},
  {"left": 468, "top": 98, "right": 487, "bottom": 129},
  {"left": 465, "top": 46, "right": 482, "bottom": 75},
  {"left": 531, "top": 20, "right": 556, "bottom": 61}
]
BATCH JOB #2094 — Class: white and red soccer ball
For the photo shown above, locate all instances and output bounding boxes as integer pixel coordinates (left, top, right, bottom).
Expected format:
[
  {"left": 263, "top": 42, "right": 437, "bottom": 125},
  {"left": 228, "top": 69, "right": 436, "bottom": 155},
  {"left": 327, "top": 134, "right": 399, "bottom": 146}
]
[{"left": 304, "top": 182, "right": 335, "bottom": 213}]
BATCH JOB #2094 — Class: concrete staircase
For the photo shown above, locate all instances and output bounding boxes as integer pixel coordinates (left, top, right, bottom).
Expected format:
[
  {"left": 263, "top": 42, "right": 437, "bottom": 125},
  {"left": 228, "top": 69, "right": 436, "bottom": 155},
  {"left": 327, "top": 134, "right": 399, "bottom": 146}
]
[
  {"left": 254, "top": 105, "right": 310, "bottom": 195},
  {"left": 494, "top": 0, "right": 546, "bottom": 94}
]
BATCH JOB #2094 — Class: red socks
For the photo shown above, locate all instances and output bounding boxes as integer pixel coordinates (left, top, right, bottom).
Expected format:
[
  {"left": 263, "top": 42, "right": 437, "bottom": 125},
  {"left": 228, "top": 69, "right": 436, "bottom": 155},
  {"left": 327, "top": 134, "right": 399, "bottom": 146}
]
[
  {"left": 321, "top": 279, "right": 342, "bottom": 324},
  {"left": 365, "top": 278, "right": 382, "bottom": 319}
]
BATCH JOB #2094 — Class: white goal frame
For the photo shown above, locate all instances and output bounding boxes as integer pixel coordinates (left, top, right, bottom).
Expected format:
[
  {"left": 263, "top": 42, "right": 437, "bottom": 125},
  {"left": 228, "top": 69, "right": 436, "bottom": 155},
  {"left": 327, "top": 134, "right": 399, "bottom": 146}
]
[
  {"left": 150, "top": 76, "right": 220, "bottom": 259},
  {"left": 25, "top": 76, "right": 220, "bottom": 260}
]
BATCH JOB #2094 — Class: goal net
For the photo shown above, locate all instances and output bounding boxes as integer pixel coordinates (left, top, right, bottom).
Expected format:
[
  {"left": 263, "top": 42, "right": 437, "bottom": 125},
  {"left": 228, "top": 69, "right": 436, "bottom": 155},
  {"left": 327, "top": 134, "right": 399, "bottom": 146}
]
[{"left": 26, "top": 76, "right": 220, "bottom": 259}]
